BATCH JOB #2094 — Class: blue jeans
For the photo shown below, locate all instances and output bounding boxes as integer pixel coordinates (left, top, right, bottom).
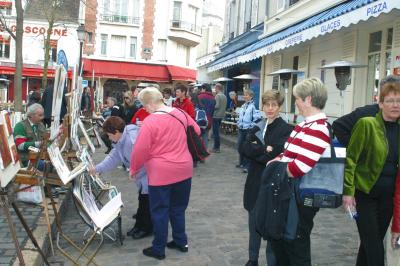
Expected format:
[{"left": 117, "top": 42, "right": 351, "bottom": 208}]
[
  {"left": 212, "top": 118, "right": 222, "bottom": 150},
  {"left": 237, "top": 129, "right": 249, "bottom": 168},
  {"left": 148, "top": 178, "right": 191, "bottom": 255}
]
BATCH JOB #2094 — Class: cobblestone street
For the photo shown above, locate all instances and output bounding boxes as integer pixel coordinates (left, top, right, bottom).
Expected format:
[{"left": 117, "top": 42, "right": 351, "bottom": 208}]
[{"left": 46, "top": 142, "right": 359, "bottom": 266}]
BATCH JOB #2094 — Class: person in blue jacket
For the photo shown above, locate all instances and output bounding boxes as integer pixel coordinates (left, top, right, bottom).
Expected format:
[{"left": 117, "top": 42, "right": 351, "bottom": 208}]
[{"left": 89, "top": 116, "right": 152, "bottom": 239}]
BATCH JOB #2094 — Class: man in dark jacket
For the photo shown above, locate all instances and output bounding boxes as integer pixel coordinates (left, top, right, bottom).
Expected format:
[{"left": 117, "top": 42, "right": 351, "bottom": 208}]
[
  {"left": 198, "top": 83, "right": 216, "bottom": 149},
  {"left": 41, "top": 85, "right": 68, "bottom": 128},
  {"left": 332, "top": 75, "right": 400, "bottom": 147}
]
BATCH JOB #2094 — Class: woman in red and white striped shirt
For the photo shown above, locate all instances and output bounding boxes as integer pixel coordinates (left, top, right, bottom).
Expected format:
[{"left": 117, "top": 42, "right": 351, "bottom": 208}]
[{"left": 270, "top": 77, "right": 330, "bottom": 266}]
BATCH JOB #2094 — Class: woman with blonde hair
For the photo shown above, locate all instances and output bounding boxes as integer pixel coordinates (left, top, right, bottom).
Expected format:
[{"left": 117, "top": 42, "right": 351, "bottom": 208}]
[{"left": 130, "top": 87, "right": 201, "bottom": 260}]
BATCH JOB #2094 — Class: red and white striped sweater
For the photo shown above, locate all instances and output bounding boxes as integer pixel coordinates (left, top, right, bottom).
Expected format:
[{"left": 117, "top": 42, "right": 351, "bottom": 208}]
[{"left": 280, "top": 113, "right": 330, "bottom": 178}]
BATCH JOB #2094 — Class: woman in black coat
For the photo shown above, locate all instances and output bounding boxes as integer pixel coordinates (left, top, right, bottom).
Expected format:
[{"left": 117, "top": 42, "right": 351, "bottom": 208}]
[{"left": 241, "top": 90, "right": 292, "bottom": 266}]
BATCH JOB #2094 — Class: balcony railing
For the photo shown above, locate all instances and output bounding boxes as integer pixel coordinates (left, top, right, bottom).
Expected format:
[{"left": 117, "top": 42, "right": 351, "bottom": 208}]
[
  {"left": 170, "top": 20, "right": 201, "bottom": 34},
  {"left": 100, "top": 14, "right": 140, "bottom": 25}
]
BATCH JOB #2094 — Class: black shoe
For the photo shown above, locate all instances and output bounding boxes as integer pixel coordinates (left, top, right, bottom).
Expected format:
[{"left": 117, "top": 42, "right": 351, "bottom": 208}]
[
  {"left": 166, "top": 240, "right": 188, "bottom": 252},
  {"left": 132, "top": 230, "right": 152, "bottom": 239},
  {"left": 212, "top": 149, "right": 220, "bottom": 153},
  {"left": 236, "top": 164, "right": 243, "bottom": 168},
  {"left": 245, "top": 260, "right": 258, "bottom": 266},
  {"left": 242, "top": 168, "right": 248, "bottom": 173},
  {"left": 105, "top": 148, "right": 111, "bottom": 154},
  {"left": 142, "top": 247, "right": 165, "bottom": 260},
  {"left": 132, "top": 213, "right": 137, "bottom": 219},
  {"left": 126, "top": 227, "right": 139, "bottom": 237}
]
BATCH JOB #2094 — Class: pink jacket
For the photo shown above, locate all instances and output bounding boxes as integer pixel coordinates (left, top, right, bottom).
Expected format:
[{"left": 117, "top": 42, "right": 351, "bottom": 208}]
[{"left": 130, "top": 108, "right": 200, "bottom": 186}]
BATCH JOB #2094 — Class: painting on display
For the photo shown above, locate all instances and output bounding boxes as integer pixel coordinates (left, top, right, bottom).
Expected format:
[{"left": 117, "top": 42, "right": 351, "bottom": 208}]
[
  {"left": 0, "top": 124, "right": 12, "bottom": 168},
  {"left": 50, "top": 65, "right": 67, "bottom": 140},
  {"left": 10, "top": 144, "right": 19, "bottom": 165},
  {"left": 70, "top": 77, "right": 83, "bottom": 149},
  {"left": 0, "top": 115, "right": 20, "bottom": 187},
  {"left": 1, "top": 111, "right": 12, "bottom": 136}
]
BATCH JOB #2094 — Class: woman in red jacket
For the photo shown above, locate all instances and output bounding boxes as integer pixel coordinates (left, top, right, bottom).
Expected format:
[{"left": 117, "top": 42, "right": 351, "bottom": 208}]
[{"left": 392, "top": 174, "right": 400, "bottom": 249}]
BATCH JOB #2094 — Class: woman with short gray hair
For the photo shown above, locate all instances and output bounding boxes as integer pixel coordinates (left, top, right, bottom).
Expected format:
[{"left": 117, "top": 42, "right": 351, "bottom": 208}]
[{"left": 269, "top": 77, "right": 330, "bottom": 265}]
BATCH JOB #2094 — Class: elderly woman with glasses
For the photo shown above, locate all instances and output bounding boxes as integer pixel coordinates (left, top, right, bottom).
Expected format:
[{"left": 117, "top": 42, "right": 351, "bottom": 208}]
[
  {"left": 269, "top": 77, "right": 331, "bottom": 266},
  {"left": 343, "top": 82, "right": 400, "bottom": 266}
]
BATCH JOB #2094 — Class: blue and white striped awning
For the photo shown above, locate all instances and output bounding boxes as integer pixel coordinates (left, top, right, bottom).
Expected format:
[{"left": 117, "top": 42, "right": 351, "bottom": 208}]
[{"left": 208, "top": 0, "right": 399, "bottom": 72}]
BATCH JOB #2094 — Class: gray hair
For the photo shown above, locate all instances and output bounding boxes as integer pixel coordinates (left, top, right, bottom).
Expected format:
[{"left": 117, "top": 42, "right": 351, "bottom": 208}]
[
  {"left": 228, "top": 91, "right": 236, "bottom": 97},
  {"left": 26, "top": 103, "right": 44, "bottom": 117},
  {"left": 244, "top": 89, "right": 254, "bottom": 98},
  {"left": 138, "top": 87, "right": 163, "bottom": 105},
  {"left": 107, "top": 97, "right": 117, "bottom": 105},
  {"left": 293, "top": 77, "right": 328, "bottom": 110},
  {"left": 380, "top": 75, "right": 400, "bottom": 89}
]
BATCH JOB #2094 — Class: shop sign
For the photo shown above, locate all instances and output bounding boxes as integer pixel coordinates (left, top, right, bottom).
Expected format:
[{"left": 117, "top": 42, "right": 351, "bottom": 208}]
[{"left": 0, "top": 25, "right": 68, "bottom": 37}]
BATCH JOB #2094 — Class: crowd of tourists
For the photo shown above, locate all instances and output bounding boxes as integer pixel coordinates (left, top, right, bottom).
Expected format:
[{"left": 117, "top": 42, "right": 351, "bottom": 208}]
[{"left": 16, "top": 75, "right": 400, "bottom": 265}]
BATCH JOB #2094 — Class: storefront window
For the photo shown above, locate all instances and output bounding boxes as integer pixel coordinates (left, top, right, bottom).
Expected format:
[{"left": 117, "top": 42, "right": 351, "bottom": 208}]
[
  {"left": 0, "top": 40, "right": 10, "bottom": 58},
  {"left": 366, "top": 28, "right": 393, "bottom": 103}
]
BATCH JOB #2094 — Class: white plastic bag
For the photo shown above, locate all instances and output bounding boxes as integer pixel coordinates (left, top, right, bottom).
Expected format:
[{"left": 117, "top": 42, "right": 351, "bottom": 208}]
[{"left": 17, "top": 184, "right": 43, "bottom": 204}]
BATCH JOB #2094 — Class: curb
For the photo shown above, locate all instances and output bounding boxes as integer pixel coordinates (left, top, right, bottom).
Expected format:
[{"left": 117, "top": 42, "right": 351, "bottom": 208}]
[{"left": 13, "top": 191, "right": 71, "bottom": 266}]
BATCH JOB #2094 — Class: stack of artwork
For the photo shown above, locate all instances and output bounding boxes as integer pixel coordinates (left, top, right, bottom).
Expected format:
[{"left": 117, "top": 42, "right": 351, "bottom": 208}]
[{"left": 0, "top": 110, "right": 21, "bottom": 187}]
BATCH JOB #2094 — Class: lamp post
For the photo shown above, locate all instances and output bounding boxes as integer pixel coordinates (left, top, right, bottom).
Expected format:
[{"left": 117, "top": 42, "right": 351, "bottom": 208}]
[
  {"left": 268, "top": 68, "right": 304, "bottom": 122},
  {"left": 320, "top": 60, "right": 366, "bottom": 115},
  {"left": 76, "top": 24, "right": 86, "bottom": 77}
]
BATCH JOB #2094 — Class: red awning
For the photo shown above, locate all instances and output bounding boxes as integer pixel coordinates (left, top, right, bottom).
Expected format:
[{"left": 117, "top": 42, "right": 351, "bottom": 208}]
[
  {"left": 166, "top": 65, "right": 196, "bottom": 82},
  {"left": 83, "top": 58, "right": 197, "bottom": 82},
  {"left": 83, "top": 58, "right": 170, "bottom": 82},
  {"left": 0, "top": 1, "right": 12, "bottom": 8},
  {"left": 0, "top": 65, "right": 72, "bottom": 78}
]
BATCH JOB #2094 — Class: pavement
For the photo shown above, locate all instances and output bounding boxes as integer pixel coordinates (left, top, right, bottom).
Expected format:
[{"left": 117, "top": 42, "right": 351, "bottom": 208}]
[{"left": 2, "top": 132, "right": 359, "bottom": 266}]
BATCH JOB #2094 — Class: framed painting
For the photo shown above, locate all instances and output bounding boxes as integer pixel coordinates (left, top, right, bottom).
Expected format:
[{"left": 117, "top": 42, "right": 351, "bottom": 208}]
[{"left": 0, "top": 124, "right": 12, "bottom": 168}]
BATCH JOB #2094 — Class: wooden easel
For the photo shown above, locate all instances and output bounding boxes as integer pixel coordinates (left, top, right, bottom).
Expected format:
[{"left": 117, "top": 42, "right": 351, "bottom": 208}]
[{"left": 0, "top": 170, "right": 50, "bottom": 266}]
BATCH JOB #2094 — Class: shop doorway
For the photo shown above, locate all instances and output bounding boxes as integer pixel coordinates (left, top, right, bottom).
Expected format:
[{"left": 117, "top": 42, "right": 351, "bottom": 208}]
[{"left": 103, "top": 79, "right": 129, "bottom": 104}]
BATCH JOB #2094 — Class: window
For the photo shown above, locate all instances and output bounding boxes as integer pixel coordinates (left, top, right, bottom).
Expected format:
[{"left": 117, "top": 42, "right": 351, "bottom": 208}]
[
  {"left": 229, "top": 2, "right": 236, "bottom": 37},
  {"left": 101, "top": 34, "right": 107, "bottom": 55},
  {"left": 0, "top": 7, "right": 11, "bottom": 16},
  {"left": 188, "top": 5, "right": 199, "bottom": 32},
  {"left": 103, "top": 0, "right": 110, "bottom": 15},
  {"left": 87, "top": 32, "right": 93, "bottom": 43},
  {"left": 110, "top": 35, "right": 126, "bottom": 58},
  {"left": 244, "top": 0, "right": 252, "bottom": 31},
  {"left": 132, "top": 0, "right": 140, "bottom": 21},
  {"left": 366, "top": 28, "right": 393, "bottom": 103},
  {"left": 277, "top": 0, "right": 286, "bottom": 13},
  {"left": 173, "top": 1, "right": 182, "bottom": 21},
  {"left": 157, "top": 39, "right": 167, "bottom": 61},
  {"left": 0, "top": 38, "right": 10, "bottom": 58},
  {"left": 129, "top": 37, "right": 137, "bottom": 58},
  {"left": 177, "top": 44, "right": 189, "bottom": 66},
  {"left": 49, "top": 40, "right": 58, "bottom": 62}
]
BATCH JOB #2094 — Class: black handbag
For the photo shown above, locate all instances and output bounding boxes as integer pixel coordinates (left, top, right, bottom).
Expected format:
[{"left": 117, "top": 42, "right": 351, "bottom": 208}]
[
  {"left": 285, "top": 123, "right": 345, "bottom": 208},
  {"left": 157, "top": 109, "right": 210, "bottom": 161}
]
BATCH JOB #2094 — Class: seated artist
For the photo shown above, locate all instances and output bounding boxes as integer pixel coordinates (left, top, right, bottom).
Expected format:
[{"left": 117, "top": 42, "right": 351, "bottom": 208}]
[
  {"left": 89, "top": 116, "right": 153, "bottom": 239},
  {"left": 13, "top": 103, "right": 46, "bottom": 167}
]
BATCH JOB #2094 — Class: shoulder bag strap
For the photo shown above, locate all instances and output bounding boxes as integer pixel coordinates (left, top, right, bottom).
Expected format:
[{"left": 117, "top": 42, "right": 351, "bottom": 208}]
[{"left": 156, "top": 110, "right": 187, "bottom": 131}]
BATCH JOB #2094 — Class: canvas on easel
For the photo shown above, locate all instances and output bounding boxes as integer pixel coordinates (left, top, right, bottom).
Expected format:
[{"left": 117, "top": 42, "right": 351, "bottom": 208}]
[
  {"left": 0, "top": 114, "right": 21, "bottom": 187},
  {"left": 70, "top": 76, "right": 83, "bottom": 150},
  {"left": 50, "top": 65, "right": 67, "bottom": 140}
]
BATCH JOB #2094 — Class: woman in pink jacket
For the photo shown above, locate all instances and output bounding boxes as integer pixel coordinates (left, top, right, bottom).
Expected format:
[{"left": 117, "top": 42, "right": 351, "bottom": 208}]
[{"left": 130, "top": 86, "right": 200, "bottom": 260}]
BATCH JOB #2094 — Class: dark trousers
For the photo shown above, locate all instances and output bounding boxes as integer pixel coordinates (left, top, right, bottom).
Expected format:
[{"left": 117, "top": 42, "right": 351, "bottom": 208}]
[
  {"left": 248, "top": 209, "right": 276, "bottom": 264},
  {"left": 148, "top": 178, "right": 191, "bottom": 255},
  {"left": 212, "top": 118, "right": 222, "bottom": 150},
  {"left": 100, "top": 132, "right": 112, "bottom": 151},
  {"left": 271, "top": 205, "right": 319, "bottom": 266},
  {"left": 43, "top": 118, "right": 51, "bottom": 128},
  {"left": 134, "top": 193, "right": 152, "bottom": 233},
  {"left": 237, "top": 129, "right": 249, "bottom": 168},
  {"left": 355, "top": 183, "right": 394, "bottom": 266}
]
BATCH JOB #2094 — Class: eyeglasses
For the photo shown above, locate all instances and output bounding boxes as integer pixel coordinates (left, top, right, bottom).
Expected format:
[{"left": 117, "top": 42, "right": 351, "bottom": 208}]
[{"left": 383, "top": 99, "right": 400, "bottom": 106}]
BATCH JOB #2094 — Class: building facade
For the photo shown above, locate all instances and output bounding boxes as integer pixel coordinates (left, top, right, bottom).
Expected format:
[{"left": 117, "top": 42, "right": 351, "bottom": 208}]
[
  {"left": 0, "top": 0, "right": 81, "bottom": 103},
  {"left": 195, "top": 0, "right": 224, "bottom": 84},
  {"left": 209, "top": 0, "right": 400, "bottom": 119},
  {"left": 207, "top": 0, "right": 268, "bottom": 109},
  {"left": 82, "top": 0, "right": 202, "bottom": 102}
]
